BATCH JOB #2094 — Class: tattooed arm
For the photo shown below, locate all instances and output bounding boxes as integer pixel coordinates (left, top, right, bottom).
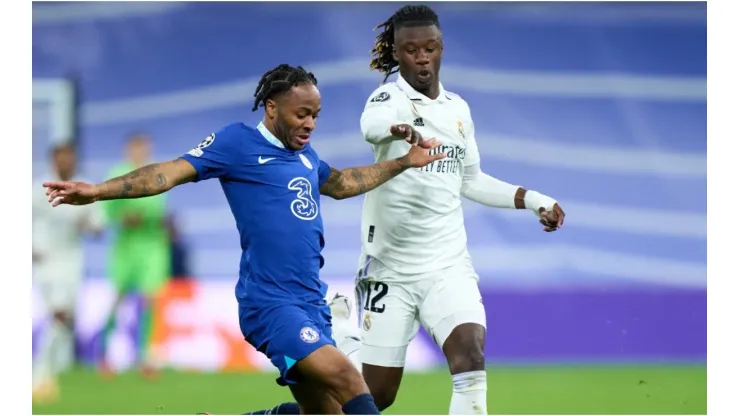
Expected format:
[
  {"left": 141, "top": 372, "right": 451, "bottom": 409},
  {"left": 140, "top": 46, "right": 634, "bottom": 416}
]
[
  {"left": 95, "top": 158, "right": 197, "bottom": 201},
  {"left": 320, "top": 157, "right": 411, "bottom": 200},
  {"left": 319, "top": 138, "right": 447, "bottom": 200}
]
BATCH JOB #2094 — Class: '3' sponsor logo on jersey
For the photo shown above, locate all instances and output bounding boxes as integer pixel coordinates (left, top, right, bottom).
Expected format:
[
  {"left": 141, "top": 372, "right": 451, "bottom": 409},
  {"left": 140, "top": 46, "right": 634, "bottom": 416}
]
[{"left": 287, "top": 177, "right": 318, "bottom": 220}]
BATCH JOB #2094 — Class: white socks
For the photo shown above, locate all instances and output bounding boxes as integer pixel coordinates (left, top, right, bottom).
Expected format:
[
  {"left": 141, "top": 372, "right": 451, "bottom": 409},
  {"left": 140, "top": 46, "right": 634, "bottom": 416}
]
[
  {"left": 33, "top": 320, "right": 67, "bottom": 387},
  {"left": 449, "top": 370, "right": 488, "bottom": 415},
  {"left": 328, "top": 295, "right": 363, "bottom": 373},
  {"left": 332, "top": 316, "right": 363, "bottom": 373},
  {"left": 54, "top": 323, "right": 75, "bottom": 373}
]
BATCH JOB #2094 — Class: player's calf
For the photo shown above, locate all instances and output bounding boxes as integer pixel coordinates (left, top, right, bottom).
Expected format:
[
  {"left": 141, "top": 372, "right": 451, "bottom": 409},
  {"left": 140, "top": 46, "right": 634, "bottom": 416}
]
[
  {"left": 442, "top": 323, "right": 488, "bottom": 415},
  {"left": 295, "top": 344, "right": 380, "bottom": 415},
  {"left": 362, "top": 364, "right": 405, "bottom": 411}
]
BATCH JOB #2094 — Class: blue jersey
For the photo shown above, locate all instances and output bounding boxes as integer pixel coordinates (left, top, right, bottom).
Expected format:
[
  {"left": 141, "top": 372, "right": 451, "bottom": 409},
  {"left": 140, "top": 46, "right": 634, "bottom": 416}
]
[{"left": 181, "top": 122, "right": 332, "bottom": 307}]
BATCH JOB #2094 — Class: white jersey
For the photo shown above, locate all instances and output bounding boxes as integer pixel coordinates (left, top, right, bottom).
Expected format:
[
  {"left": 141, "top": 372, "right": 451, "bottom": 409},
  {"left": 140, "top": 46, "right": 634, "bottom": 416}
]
[
  {"left": 358, "top": 75, "right": 480, "bottom": 279},
  {"left": 32, "top": 176, "right": 105, "bottom": 281}
]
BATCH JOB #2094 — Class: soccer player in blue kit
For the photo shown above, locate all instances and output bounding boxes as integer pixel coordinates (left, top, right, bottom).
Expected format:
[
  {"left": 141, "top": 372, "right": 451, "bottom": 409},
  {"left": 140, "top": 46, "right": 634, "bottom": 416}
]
[{"left": 43, "top": 64, "right": 445, "bottom": 415}]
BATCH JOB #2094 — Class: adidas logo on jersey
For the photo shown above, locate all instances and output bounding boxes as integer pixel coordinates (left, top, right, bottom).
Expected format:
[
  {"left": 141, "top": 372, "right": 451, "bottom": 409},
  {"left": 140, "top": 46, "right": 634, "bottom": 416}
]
[{"left": 413, "top": 117, "right": 425, "bottom": 127}]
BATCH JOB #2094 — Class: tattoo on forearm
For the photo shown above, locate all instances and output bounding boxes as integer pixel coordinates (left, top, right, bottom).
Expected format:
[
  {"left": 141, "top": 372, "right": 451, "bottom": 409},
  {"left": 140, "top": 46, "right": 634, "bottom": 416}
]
[
  {"left": 101, "top": 163, "right": 175, "bottom": 201},
  {"left": 320, "top": 157, "right": 407, "bottom": 200},
  {"left": 120, "top": 181, "right": 133, "bottom": 198}
]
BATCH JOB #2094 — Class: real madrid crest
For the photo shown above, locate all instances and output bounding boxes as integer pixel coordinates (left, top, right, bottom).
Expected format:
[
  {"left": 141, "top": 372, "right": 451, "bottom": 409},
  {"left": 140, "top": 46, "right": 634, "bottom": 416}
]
[
  {"left": 363, "top": 313, "right": 372, "bottom": 331},
  {"left": 457, "top": 121, "right": 465, "bottom": 139}
]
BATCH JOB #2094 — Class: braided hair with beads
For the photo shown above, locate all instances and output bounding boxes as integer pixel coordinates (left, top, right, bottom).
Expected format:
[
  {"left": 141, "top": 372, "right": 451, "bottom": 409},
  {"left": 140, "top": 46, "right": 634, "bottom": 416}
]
[
  {"left": 252, "top": 64, "right": 318, "bottom": 112},
  {"left": 369, "top": 5, "right": 441, "bottom": 82}
]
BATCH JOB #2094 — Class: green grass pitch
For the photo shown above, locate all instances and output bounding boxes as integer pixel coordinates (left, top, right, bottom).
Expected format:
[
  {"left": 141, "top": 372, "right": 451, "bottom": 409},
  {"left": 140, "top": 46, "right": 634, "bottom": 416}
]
[{"left": 33, "top": 365, "right": 706, "bottom": 415}]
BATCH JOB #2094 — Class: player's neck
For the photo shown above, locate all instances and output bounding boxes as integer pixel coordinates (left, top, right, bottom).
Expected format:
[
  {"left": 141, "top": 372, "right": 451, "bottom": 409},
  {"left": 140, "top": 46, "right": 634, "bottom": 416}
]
[
  {"left": 400, "top": 74, "right": 440, "bottom": 100},
  {"left": 261, "top": 119, "right": 290, "bottom": 149},
  {"left": 417, "top": 84, "right": 440, "bottom": 100}
]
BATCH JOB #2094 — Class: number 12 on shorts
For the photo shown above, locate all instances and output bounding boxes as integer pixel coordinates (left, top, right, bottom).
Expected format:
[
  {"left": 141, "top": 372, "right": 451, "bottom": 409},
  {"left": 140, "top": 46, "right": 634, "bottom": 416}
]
[{"left": 363, "top": 281, "right": 388, "bottom": 313}]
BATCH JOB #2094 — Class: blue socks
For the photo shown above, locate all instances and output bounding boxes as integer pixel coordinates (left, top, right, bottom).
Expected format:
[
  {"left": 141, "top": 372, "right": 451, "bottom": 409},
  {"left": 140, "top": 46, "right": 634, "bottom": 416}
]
[
  {"left": 342, "top": 393, "right": 381, "bottom": 415},
  {"left": 243, "top": 402, "right": 300, "bottom": 415},
  {"left": 244, "top": 394, "right": 379, "bottom": 415}
]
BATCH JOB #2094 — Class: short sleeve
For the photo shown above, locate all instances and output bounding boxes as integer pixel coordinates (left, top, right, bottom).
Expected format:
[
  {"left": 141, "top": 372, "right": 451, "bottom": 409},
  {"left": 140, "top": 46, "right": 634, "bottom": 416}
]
[
  {"left": 180, "top": 124, "right": 241, "bottom": 181},
  {"left": 318, "top": 160, "right": 331, "bottom": 187}
]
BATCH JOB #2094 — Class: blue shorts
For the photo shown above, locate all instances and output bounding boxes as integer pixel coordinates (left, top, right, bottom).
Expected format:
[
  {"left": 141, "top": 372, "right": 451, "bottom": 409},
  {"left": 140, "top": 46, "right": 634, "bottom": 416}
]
[{"left": 239, "top": 302, "right": 335, "bottom": 386}]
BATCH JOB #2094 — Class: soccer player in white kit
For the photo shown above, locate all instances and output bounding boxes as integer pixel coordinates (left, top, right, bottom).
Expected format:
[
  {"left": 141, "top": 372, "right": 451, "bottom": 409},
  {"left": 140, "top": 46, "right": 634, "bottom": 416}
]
[
  {"left": 32, "top": 143, "right": 104, "bottom": 402},
  {"left": 334, "top": 5, "right": 567, "bottom": 415}
]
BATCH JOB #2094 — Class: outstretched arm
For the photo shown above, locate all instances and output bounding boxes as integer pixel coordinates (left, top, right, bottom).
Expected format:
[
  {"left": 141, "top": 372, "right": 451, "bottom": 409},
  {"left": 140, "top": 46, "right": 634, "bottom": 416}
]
[
  {"left": 320, "top": 158, "right": 409, "bottom": 200},
  {"left": 95, "top": 158, "right": 196, "bottom": 201},
  {"left": 320, "top": 141, "right": 445, "bottom": 200},
  {"left": 461, "top": 163, "right": 565, "bottom": 231},
  {"left": 44, "top": 158, "right": 198, "bottom": 207},
  {"left": 460, "top": 163, "right": 527, "bottom": 209}
]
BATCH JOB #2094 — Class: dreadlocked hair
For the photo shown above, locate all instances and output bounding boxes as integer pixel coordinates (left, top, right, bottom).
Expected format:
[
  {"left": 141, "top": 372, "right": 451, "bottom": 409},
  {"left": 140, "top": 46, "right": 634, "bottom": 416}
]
[
  {"left": 369, "top": 5, "right": 440, "bottom": 82},
  {"left": 252, "top": 64, "right": 318, "bottom": 112}
]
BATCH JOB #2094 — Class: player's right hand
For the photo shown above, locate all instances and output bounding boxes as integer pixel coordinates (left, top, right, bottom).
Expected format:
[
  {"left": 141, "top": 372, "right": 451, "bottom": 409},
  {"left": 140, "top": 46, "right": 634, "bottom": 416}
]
[
  {"left": 401, "top": 140, "right": 446, "bottom": 168},
  {"left": 390, "top": 124, "right": 438, "bottom": 149},
  {"left": 43, "top": 181, "right": 100, "bottom": 207}
]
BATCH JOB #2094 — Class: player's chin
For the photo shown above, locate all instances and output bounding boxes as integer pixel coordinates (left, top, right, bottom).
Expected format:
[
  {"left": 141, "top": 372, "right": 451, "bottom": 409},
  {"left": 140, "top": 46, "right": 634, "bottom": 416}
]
[{"left": 289, "top": 136, "right": 310, "bottom": 150}]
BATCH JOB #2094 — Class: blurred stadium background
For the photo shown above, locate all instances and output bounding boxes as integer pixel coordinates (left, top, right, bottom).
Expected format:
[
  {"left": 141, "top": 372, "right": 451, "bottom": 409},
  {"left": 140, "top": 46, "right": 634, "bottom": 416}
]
[{"left": 32, "top": 1, "right": 706, "bottom": 414}]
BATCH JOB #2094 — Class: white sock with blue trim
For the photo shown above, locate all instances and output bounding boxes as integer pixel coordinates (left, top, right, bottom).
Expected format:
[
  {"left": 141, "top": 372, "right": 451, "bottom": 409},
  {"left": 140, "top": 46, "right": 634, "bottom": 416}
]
[{"left": 449, "top": 370, "right": 488, "bottom": 414}]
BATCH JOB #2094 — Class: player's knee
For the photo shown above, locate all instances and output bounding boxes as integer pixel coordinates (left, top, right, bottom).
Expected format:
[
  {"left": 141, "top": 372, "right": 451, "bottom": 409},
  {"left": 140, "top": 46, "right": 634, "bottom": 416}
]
[
  {"left": 447, "top": 342, "right": 485, "bottom": 374},
  {"left": 444, "top": 324, "right": 486, "bottom": 374}
]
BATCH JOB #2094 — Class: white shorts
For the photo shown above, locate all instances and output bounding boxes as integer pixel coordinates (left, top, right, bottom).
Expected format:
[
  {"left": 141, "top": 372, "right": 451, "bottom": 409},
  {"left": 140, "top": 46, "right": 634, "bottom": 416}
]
[
  {"left": 354, "top": 258, "right": 487, "bottom": 368},
  {"left": 34, "top": 261, "right": 82, "bottom": 314}
]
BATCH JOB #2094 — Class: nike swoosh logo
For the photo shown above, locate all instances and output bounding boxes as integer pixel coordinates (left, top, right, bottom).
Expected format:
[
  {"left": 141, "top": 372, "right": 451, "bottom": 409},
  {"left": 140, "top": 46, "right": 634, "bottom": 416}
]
[{"left": 258, "top": 156, "right": 276, "bottom": 164}]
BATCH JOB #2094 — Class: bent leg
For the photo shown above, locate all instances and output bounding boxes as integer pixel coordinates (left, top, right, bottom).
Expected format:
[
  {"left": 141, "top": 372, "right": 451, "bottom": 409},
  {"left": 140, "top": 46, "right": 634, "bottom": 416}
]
[
  {"left": 293, "top": 345, "right": 377, "bottom": 414},
  {"left": 240, "top": 303, "right": 379, "bottom": 414},
  {"left": 420, "top": 265, "right": 488, "bottom": 415},
  {"left": 356, "top": 279, "right": 420, "bottom": 411}
]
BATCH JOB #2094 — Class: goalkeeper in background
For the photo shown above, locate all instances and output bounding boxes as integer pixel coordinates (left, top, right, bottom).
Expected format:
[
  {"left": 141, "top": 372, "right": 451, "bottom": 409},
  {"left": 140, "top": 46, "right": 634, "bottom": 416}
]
[{"left": 100, "top": 132, "right": 171, "bottom": 378}]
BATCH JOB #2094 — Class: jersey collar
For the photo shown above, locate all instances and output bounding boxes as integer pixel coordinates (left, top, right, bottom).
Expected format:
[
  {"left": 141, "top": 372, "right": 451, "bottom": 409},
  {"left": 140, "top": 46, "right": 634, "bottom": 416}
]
[
  {"left": 394, "top": 74, "right": 450, "bottom": 104},
  {"left": 257, "top": 122, "right": 285, "bottom": 149}
]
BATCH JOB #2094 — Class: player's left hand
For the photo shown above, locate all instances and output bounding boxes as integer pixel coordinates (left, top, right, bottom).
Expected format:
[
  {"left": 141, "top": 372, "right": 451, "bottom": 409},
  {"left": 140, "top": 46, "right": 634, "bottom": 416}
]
[
  {"left": 401, "top": 140, "right": 446, "bottom": 168},
  {"left": 538, "top": 203, "right": 565, "bottom": 232}
]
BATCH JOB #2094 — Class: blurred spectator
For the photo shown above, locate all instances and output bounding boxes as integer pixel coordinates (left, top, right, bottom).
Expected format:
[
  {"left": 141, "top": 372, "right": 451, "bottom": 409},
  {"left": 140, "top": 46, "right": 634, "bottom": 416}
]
[{"left": 32, "top": 143, "right": 105, "bottom": 403}]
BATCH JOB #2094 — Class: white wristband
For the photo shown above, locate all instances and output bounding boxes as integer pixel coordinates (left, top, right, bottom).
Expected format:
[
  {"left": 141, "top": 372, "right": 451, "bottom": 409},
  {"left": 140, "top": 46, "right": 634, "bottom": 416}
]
[{"left": 524, "top": 190, "right": 557, "bottom": 214}]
